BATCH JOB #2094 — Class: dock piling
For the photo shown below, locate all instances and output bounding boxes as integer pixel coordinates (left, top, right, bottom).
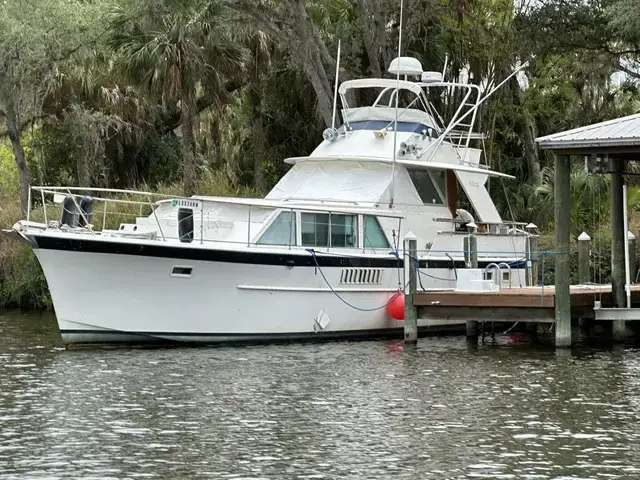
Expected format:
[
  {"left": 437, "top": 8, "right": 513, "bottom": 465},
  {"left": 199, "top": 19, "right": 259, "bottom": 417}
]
[
  {"left": 469, "top": 233, "right": 478, "bottom": 269},
  {"left": 578, "top": 232, "right": 591, "bottom": 285},
  {"left": 611, "top": 158, "right": 626, "bottom": 341},
  {"left": 554, "top": 154, "right": 572, "bottom": 347},
  {"left": 578, "top": 232, "right": 591, "bottom": 332},
  {"left": 466, "top": 229, "right": 478, "bottom": 339},
  {"left": 628, "top": 231, "right": 636, "bottom": 285},
  {"left": 403, "top": 232, "right": 418, "bottom": 344}
]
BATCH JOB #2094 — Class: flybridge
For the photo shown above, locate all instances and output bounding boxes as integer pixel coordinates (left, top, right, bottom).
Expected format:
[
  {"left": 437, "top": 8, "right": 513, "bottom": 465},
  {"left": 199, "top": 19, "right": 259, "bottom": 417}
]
[{"left": 321, "top": 55, "right": 527, "bottom": 168}]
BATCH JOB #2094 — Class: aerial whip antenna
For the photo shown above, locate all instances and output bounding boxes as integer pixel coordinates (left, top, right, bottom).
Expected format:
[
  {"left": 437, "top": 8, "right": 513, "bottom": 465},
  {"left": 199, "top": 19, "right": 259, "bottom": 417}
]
[
  {"left": 331, "top": 40, "right": 341, "bottom": 133},
  {"left": 389, "top": 0, "right": 404, "bottom": 209}
]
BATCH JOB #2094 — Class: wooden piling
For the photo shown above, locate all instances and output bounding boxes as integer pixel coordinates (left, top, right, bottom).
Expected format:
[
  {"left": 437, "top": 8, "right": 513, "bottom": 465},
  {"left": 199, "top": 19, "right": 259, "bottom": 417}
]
[
  {"left": 578, "top": 232, "right": 591, "bottom": 285},
  {"left": 403, "top": 232, "right": 418, "bottom": 344},
  {"left": 466, "top": 230, "right": 479, "bottom": 338},
  {"left": 469, "top": 233, "right": 478, "bottom": 269},
  {"left": 611, "top": 158, "right": 626, "bottom": 341},
  {"left": 554, "top": 154, "right": 571, "bottom": 347},
  {"left": 530, "top": 234, "right": 539, "bottom": 286},
  {"left": 578, "top": 232, "right": 591, "bottom": 332},
  {"left": 526, "top": 225, "right": 539, "bottom": 286},
  {"left": 628, "top": 231, "right": 636, "bottom": 285},
  {"left": 463, "top": 236, "right": 470, "bottom": 268}
]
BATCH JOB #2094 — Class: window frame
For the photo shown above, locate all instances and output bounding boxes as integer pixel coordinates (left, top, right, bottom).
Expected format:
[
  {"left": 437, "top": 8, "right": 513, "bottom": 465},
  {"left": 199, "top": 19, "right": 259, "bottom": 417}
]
[
  {"left": 255, "top": 209, "right": 297, "bottom": 247},
  {"left": 299, "top": 210, "right": 359, "bottom": 249},
  {"left": 362, "top": 215, "right": 391, "bottom": 250},
  {"left": 407, "top": 167, "right": 446, "bottom": 206}
]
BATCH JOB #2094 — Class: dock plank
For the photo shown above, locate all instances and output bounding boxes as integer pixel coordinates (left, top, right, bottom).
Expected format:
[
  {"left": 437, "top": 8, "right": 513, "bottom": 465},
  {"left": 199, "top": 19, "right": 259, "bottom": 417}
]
[{"left": 414, "top": 284, "right": 640, "bottom": 311}]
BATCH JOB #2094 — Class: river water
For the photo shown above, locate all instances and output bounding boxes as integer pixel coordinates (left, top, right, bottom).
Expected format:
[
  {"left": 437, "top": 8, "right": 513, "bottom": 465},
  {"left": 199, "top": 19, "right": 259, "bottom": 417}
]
[{"left": 1, "top": 311, "right": 640, "bottom": 479}]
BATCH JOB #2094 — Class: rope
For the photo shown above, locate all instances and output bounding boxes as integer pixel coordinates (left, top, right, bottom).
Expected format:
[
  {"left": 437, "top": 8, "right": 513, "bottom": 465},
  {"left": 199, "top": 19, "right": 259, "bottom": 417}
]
[
  {"left": 405, "top": 253, "right": 457, "bottom": 282},
  {"left": 502, "top": 321, "right": 519, "bottom": 334},
  {"left": 446, "top": 253, "right": 458, "bottom": 280},
  {"left": 306, "top": 249, "right": 410, "bottom": 312}
]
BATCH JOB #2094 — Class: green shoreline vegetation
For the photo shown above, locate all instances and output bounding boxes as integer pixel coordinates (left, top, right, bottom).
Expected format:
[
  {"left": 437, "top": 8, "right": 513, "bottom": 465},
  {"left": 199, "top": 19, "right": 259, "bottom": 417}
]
[{"left": 2, "top": 0, "right": 640, "bottom": 309}]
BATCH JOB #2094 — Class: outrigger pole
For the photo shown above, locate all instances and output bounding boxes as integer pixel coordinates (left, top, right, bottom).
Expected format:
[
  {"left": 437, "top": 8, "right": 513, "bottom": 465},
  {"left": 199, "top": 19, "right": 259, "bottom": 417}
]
[{"left": 389, "top": 0, "right": 404, "bottom": 209}]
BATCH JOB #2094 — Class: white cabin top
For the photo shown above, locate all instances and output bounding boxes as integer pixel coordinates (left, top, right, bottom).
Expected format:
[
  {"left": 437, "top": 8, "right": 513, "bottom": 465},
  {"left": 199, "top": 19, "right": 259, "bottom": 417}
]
[{"left": 263, "top": 56, "right": 510, "bottom": 224}]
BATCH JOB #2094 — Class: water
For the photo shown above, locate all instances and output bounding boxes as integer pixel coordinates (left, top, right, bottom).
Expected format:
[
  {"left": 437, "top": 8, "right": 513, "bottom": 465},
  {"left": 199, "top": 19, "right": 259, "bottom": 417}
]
[{"left": 2, "top": 312, "right": 640, "bottom": 479}]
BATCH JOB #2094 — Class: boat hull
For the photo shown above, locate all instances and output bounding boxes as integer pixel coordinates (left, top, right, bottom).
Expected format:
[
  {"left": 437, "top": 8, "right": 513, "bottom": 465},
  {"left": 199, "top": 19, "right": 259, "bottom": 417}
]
[
  {"left": 33, "top": 242, "right": 460, "bottom": 344},
  {"left": 30, "top": 235, "right": 525, "bottom": 344}
]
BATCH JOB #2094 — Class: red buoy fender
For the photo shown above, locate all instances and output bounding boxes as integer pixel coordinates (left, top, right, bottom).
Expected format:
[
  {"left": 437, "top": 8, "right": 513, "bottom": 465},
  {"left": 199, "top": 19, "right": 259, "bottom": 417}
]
[{"left": 386, "top": 292, "right": 405, "bottom": 321}]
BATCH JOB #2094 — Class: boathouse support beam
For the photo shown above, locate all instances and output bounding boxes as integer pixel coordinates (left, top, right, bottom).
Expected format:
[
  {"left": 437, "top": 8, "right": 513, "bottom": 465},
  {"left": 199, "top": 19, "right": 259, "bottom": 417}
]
[
  {"left": 610, "top": 157, "right": 627, "bottom": 341},
  {"left": 554, "top": 154, "right": 571, "bottom": 347}
]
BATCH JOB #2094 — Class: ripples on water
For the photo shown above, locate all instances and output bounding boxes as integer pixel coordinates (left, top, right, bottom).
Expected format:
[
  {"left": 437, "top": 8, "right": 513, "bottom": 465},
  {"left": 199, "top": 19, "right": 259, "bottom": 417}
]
[{"left": 1, "top": 312, "right": 640, "bottom": 479}]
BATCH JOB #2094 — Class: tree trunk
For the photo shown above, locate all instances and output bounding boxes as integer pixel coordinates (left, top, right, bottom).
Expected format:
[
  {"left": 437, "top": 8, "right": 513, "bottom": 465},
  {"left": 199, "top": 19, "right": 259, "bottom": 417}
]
[
  {"left": 290, "top": 0, "right": 334, "bottom": 126},
  {"left": 5, "top": 102, "right": 30, "bottom": 216},
  {"left": 299, "top": 56, "right": 334, "bottom": 127},
  {"left": 512, "top": 78, "right": 541, "bottom": 185},
  {"left": 251, "top": 83, "right": 266, "bottom": 193},
  {"left": 76, "top": 155, "right": 91, "bottom": 188},
  {"left": 351, "top": 0, "right": 384, "bottom": 77},
  {"left": 181, "top": 96, "right": 197, "bottom": 196}
]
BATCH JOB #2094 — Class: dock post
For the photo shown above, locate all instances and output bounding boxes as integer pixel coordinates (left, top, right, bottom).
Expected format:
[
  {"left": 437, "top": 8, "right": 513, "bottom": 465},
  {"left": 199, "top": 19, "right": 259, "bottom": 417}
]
[
  {"left": 466, "top": 229, "right": 479, "bottom": 338},
  {"left": 463, "top": 236, "right": 470, "bottom": 267},
  {"left": 628, "top": 231, "right": 636, "bottom": 285},
  {"left": 554, "top": 154, "right": 572, "bottom": 347},
  {"left": 526, "top": 224, "right": 539, "bottom": 286},
  {"left": 578, "top": 232, "right": 591, "bottom": 285},
  {"left": 403, "top": 232, "right": 418, "bottom": 344},
  {"left": 578, "top": 232, "right": 591, "bottom": 333},
  {"left": 469, "top": 233, "right": 478, "bottom": 269},
  {"left": 611, "top": 158, "right": 626, "bottom": 342}
]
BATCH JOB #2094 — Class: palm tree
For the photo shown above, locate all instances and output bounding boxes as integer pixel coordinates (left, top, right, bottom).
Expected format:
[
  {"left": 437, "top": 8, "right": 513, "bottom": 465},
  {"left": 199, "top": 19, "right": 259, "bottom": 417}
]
[{"left": 107, "top": 0, "right": 246, "bottom": 195}]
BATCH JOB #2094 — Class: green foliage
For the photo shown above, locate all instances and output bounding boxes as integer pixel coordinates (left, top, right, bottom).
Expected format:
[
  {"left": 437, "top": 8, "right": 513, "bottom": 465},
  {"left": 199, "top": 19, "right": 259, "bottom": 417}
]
[
  {"left": 0, "top": 244, "right": 51, "bottom": 310},
  {"left": 0, "top": 141, "right": 19, "bottom": 198},
  {"left": 0, "top": 199, "right": 51, "bottom": 309}
]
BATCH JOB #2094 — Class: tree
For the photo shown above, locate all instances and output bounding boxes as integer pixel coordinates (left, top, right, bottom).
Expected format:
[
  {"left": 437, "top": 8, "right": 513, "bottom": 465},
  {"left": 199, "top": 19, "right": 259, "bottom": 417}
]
[
  {"left": 108, "top": 0, "right": 247, "bottom": 196},
  {"left": 0, "top": 0, "right": 113, "bottom": 213}
]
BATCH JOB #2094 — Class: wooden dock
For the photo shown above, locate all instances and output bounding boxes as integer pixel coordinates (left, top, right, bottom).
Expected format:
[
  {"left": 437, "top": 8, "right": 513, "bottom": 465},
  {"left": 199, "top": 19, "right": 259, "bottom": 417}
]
[{"left": 413, "top": 285, "right": 640, "bottom": 323}]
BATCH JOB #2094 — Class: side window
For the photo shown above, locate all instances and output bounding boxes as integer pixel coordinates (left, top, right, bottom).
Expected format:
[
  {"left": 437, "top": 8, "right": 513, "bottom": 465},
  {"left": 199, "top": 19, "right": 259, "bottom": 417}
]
[
  {"left": 330, "top": 215, "right": 357, "bottom": 248},
  {"left": 363, "top": 216, "right": 390, "bottom": 249},
  {"left": 257, "top": 211, "right": 296, "bottom": 246},
  {"left": 408, "top": 169, "right": 444, "bottom": 205},
  {"left": 301, "top": 213, "right": 329, "bottom": 247},
  {"left": 301, "top": 213, "right": 358, "bottom": 248}
]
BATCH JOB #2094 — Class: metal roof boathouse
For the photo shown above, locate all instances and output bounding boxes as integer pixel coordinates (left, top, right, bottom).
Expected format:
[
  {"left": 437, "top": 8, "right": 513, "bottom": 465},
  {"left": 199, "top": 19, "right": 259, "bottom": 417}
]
[{"left": 536, "top": 113, "right": 640, "bottom": 346}]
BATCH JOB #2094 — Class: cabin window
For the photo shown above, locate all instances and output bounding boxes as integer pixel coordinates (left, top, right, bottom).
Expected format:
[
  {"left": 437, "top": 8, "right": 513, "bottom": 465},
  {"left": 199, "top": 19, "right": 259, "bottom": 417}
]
[
  {"left": 408, "top": 169, "right": 444, "bottom": 205},
  {"left": 301, "top": 213, "right": 358, "bottom": 248},
  {"left": 330, "top": 215, "right": 357, "bottom": 248},
  {"left": 257, "top": 211, "right": 296, "bottom": 246},
  {"left": 301, "top": 213, "right": 329, "bottom": 247},
  {"left": 363, "top": 216, "right": 390, "bottom": 249}
]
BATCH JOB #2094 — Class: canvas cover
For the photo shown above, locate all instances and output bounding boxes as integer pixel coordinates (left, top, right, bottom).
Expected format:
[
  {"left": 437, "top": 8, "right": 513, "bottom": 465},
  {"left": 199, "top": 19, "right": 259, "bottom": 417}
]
[{"left": 267, "top": 160, "right": 422, "bottom": 206}]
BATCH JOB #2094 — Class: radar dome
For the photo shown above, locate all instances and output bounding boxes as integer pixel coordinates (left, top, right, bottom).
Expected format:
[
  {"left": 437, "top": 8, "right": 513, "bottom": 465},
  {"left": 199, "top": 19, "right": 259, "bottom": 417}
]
[{"left": 388, "top": 57, "right": 423, "bottom": 78}]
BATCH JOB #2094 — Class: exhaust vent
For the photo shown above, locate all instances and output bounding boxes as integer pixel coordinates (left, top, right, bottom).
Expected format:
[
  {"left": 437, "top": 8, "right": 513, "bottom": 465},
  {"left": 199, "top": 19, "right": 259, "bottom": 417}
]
[{"left": 339, "top": 268, "right": 384, "bottom": 285}]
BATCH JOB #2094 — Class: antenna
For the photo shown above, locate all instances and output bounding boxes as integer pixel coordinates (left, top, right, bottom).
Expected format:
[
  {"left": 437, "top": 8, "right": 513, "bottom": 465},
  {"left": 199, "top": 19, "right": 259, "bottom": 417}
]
[
  {"left": 389, "top": 0, "right": 404, "bottom": 209},
  {"left": 331, "top": 40, "right": 341, "bottom": 132}
]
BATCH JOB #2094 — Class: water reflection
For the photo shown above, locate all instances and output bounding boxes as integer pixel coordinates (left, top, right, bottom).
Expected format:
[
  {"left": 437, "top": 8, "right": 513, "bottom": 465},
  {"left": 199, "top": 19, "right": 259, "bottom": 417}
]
[{"left": 1, "top": 311, "right": 640, "bottom": 478}]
